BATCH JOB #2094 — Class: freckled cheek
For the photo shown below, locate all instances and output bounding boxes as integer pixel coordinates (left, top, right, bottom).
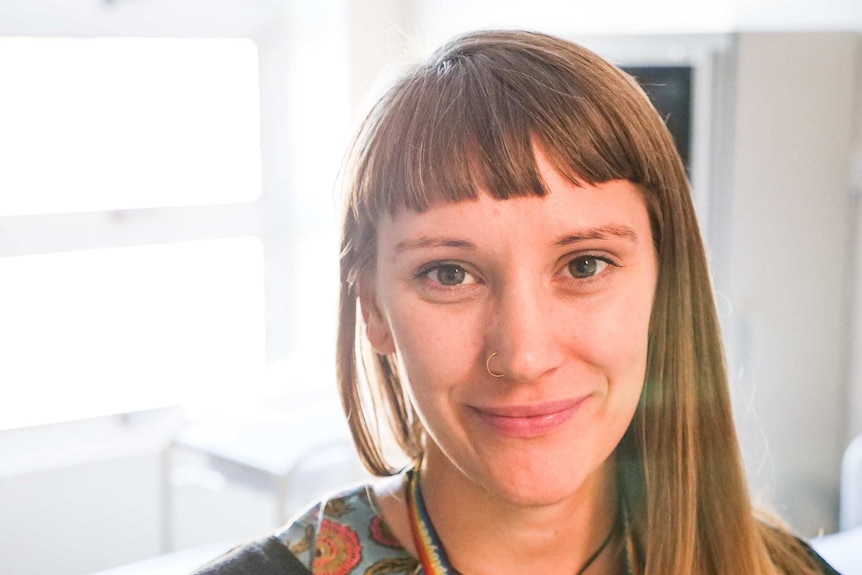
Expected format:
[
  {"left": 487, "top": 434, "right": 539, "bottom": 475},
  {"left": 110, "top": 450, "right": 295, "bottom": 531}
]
[
  {"left": 385, "top": 304, "right": 480, "bottom": 389},
  {"left": 385, "top": 307, "right": 475, "bottom": 435},
  {"left": 569, "top": 294, "right": 653, "bottom": 379}
]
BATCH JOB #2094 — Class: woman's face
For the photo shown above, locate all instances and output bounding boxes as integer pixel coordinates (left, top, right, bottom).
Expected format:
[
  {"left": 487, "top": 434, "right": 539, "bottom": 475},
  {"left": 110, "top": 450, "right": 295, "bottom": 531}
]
[{"left": 361, "top": 150, "right": 658, "bottom": 507}]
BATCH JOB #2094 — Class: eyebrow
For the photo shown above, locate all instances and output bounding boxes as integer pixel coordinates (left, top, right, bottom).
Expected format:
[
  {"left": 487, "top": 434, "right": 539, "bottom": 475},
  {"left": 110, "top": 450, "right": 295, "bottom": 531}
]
[
  {"left": 395, "top": 224, "right": 639, "bottom": 254},
  {"left": 395, "top": 237, "right": 478, "bottom": 253},
  {"left": 554, "top": 224, "right": 639, "bottom": 247}
]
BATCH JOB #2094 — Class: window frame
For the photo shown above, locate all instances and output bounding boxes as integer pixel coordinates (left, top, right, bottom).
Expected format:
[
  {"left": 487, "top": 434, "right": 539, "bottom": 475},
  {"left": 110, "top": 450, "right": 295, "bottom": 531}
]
[{"left": 0, "top": 1, "right": 350, "bottom": 431}]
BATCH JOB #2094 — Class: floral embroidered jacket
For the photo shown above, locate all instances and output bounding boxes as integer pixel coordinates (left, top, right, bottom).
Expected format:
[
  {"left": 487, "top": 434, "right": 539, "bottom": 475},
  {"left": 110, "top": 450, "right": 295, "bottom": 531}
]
[{"left": 191, "top": 483, "right": 839, "bottom": 575}]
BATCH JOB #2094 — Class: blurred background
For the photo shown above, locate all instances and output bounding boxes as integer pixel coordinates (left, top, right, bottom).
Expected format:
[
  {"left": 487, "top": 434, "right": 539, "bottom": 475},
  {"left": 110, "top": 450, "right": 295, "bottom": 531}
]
[{"left": 1, "top": 0, "right": 861, "bottom": 573}]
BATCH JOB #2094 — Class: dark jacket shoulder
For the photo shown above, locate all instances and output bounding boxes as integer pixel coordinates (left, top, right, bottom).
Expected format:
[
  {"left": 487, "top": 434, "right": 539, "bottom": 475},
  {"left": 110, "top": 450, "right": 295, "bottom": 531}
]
[
  {"left": 191, "top": 536, "right": 310, "bottom": 575},
  {"left": 796, "top": 537, "right": 842, "bottom": 575}
]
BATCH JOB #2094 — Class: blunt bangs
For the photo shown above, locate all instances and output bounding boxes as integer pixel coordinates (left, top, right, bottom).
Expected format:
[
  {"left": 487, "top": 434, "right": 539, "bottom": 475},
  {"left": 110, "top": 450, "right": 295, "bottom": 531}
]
[{"left": 348, "top": 30, "right": 679, "bottom": 229}]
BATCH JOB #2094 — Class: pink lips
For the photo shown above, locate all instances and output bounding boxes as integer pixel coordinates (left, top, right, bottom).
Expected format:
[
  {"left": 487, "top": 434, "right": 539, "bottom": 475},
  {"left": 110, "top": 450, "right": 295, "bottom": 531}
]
[{"left": 470, "top": 397, "right": 588, "bottom": 438}]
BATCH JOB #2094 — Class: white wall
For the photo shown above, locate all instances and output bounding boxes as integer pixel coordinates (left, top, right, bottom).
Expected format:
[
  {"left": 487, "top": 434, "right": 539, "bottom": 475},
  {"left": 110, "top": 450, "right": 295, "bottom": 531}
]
[
  {"left": 733, "top": 0, "right": 862, "bottom": 31},
  {"left": 412, "top": 0, "right": 862, "bottom": 47},
  {"left": 0, "top": 415, "right": 360, "bottom": 575},
  {"left": 723, "top": 32, "right": 859, "bottom": 533},
  {"left": 0, "top": 450, "right": 164, "bottom": 575}
]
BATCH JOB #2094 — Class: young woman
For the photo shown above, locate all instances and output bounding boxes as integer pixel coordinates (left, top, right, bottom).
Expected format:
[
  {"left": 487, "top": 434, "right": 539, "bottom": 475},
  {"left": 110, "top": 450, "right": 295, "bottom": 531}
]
[{"left": 196, "top": 30, "right": 838, "bottom": 575}]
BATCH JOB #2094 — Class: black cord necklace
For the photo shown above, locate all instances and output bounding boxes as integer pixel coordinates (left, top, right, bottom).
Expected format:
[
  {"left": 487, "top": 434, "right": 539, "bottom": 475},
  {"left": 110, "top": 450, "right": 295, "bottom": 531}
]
[
  {"left": 574, "top": 514, "right": 619, "bottom": 575},
  {"left": 406, "top": 469, "right": 620, "bottom": 575}
]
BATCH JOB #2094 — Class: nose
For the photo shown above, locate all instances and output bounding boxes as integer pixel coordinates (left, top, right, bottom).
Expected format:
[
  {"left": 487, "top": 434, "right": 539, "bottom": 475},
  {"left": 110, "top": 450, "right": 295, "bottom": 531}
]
[{"left": 486, "top": 276, "right": 565, "bottom": 383}]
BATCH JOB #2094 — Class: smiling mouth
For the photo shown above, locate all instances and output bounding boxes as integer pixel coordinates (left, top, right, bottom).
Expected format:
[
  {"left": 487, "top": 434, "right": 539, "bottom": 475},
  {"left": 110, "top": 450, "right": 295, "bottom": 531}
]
[{"left": 470, "top": 398, "right": 588, "bottom": 438}]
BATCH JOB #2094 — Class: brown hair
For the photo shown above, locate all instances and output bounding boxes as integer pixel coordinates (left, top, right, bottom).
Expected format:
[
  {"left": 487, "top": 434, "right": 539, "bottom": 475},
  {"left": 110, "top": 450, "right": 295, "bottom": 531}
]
[{"left": 336, "top": 29, "right": 821, "bottom": 574}]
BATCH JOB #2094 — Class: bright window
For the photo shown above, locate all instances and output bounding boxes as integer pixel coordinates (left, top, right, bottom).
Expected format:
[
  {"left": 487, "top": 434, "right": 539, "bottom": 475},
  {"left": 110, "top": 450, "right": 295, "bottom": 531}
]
[
  {"left": 0, "top": 37, "right": 261, "bottom": 215},
  {"left": 0, "top": 36, "right": 271, "bottom": 430},
  {"left": 0, "top": 2, "right": 352, "bottom": 431},
  {"left": 0, "top": 238, "right": 266, "bottom": 431}
]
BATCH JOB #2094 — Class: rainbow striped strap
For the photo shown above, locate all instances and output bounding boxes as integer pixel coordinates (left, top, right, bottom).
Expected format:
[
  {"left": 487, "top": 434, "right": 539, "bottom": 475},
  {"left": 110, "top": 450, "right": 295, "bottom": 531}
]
[{"left": 406, "top": 469, "right": 458, "bottom": 575}]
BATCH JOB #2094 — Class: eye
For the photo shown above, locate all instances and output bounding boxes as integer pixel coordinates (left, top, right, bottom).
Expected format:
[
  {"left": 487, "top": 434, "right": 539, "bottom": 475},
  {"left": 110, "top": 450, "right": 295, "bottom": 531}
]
[
  {"left": 421, "top": 263, "right": 476, "bottom": 286},
  {"left": 567, "top": 255, "right": 610, "bottom": 279}
]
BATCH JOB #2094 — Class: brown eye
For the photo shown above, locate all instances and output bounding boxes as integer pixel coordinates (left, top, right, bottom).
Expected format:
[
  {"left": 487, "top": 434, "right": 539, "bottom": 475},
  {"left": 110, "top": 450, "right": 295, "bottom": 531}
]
[{"left": 568, "top": 256, "right": 604, "bottom": 279}]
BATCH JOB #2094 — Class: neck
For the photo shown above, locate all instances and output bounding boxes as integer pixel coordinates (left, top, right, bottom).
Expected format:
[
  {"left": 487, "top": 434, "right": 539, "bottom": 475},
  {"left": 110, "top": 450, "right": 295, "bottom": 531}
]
[{"left": 416, "top": 448, "right": 619, "bottom": 575}]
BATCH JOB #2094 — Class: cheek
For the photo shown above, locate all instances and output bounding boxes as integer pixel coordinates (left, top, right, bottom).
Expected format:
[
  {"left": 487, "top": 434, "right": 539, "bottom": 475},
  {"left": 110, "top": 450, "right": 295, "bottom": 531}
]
[
  {"left": 573, "top": 289, "right": 653, "bottom": 372},
  {"left": 573, "top": 298, "right": 650, "bottom": 436},
  {"left": 384, "top": 304, "right": 479, "bottom": 443},
  {"left": 384, "top": 300, "right": 480, "bottom": 389}
]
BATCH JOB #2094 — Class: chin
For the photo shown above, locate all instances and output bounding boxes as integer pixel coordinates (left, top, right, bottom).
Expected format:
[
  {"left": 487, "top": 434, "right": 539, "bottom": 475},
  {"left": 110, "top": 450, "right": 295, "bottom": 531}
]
[
  {"left": 492, "top": 485, "right": 576, "bottom": 509},
  {"left": 476, "top": 460, "right": 599, "bottom": 509}
]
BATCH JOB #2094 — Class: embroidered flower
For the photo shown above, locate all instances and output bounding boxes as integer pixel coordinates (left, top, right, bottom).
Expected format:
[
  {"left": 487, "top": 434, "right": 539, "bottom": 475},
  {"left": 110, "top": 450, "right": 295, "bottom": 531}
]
[
  {"left": 369, "top": 516, "right": 401, "bottom": 549},
  {"left": 313, "top": 518, "right": 362, "bottom": 575},
  {"left": 363, "top": 557, "right": 419, "bottom": 575},
  {"left": 325, "top": 498, "right": 353, "bottom": 518},
  {"left": 288, "top": 523, "right": 314, "bottom": 555}
]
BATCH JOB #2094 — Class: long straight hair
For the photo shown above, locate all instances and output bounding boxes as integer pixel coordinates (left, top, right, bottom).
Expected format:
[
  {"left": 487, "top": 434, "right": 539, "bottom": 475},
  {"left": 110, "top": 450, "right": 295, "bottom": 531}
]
[{"left": 336, "top": 29, "right": 820, "bottom": 574}]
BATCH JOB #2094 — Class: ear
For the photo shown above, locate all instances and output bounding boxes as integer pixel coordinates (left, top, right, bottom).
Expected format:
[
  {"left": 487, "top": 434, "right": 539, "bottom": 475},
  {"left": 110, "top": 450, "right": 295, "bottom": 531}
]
[{"left": 357, "top": 276, "right": 395, "bottom": 355}]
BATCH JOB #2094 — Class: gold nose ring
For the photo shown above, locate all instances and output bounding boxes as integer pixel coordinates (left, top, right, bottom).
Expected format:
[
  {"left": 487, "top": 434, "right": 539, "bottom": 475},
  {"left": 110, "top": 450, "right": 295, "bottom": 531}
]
[{"left": 486, "top": 352, "right": 505, "bottom": 378}]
